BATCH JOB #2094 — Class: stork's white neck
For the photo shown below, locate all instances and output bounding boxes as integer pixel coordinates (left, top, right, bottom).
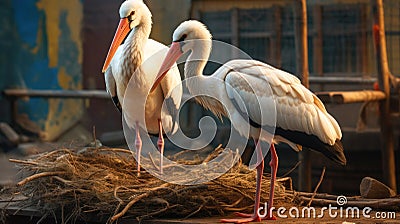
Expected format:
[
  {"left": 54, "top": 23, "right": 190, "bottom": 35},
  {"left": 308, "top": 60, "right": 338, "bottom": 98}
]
[
  {"left": 125, "top": 21, "right": 152, "bottom": 56},
  {"left": 121, "top": 19, "right": 152, "bottom": 83},
  {"left": 184, "top": 40, "right": 227, "bottom": 118},
  {"left": 184, "top": 40, "right": 212, "bottom": 93}
]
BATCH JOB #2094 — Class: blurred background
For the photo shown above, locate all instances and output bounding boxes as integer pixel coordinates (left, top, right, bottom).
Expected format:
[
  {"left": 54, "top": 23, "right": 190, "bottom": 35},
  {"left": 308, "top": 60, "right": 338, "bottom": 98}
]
[{"left": 0, "top": 0, "right": 399, "bottom": 195}]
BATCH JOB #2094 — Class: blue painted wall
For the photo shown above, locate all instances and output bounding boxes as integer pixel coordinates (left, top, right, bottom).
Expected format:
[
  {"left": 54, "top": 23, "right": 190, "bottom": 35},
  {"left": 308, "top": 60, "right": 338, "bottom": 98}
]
[{"left": 0, "top": 0, "right": 84, "bottom": 140}]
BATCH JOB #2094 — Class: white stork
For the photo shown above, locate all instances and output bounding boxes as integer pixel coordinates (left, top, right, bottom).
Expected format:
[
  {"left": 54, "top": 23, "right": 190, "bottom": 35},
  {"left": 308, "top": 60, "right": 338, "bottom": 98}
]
[
  {"left": 102, "top": 0, "right": 182, "bottom": 175},
  {"left": 151, "top": 20, "right": 346, "bottom": 222}
]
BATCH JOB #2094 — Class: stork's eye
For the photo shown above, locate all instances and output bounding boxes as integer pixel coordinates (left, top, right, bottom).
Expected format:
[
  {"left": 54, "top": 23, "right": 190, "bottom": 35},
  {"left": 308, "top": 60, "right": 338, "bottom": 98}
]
[
  {"left": 128, "top": 11, "right": 135, "bottom": 21},
  {"left": 177, "top": 34, "right": 187, "bottom": 42}
]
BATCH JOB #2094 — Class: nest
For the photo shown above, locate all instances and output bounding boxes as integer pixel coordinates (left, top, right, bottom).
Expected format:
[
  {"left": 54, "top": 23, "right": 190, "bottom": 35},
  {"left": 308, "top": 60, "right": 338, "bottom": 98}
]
[{"left": 8, "top": 145, "right": 293, "bottom": 223}]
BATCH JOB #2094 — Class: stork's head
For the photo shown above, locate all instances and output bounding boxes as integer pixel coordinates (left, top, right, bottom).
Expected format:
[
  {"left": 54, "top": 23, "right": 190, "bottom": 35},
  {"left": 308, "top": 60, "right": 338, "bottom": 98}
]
[
  {"left": 119, "top": 0, "right": 151, "bottom": 30},
  {"left": 171, "top": 20, "right": 212, "bottom": 54},
  {"left": 102, "top": 0, "right": 152, "bottom": 72},
  {"left": 151, "top": 20, "right": 212, "bottom": 92}
]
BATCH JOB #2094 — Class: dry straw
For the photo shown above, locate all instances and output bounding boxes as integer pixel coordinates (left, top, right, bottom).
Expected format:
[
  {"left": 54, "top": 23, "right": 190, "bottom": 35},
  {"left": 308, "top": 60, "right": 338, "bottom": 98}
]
[{"left": 9, "top": 145, "right": 292, "bottom": 223}]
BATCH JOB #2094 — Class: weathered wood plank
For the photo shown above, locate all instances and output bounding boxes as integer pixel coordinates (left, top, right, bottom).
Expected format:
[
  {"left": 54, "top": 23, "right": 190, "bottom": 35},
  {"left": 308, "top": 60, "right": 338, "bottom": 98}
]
[
  {"left": 3, "top": 89, "right": 110, "bottom": 99},
  {"left": 294, "top": 0, "right": 311, "bottom": 192},
  {"left": 372, "top": 0, "right": 397, "bottom": 192},
  {"left": 316, "top": 90, "right": 386, "bottom": 104}
]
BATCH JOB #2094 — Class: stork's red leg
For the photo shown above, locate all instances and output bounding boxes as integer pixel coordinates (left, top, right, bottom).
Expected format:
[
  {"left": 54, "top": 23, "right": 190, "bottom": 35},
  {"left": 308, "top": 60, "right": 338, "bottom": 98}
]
[
  {"left": 135, "top": 121, "right": 142, "bottom": 176},
  {"left": 220, "top": 139, "right": 264, "bottom": 223},
  {"left": 221, "top": 141, "right": 278, "bottom": 223},
  {"left": 157, "top": 119, "right": 164, "bottom": 174},
  {"left": 267, "top": 143, "right": 278, "bottom": 220}
]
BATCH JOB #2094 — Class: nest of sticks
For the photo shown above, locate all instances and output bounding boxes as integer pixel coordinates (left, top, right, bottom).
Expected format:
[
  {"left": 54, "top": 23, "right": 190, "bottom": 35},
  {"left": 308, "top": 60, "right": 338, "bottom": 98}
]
[{"left": 7, "top": 145, "right": 293, "bottom": 223}]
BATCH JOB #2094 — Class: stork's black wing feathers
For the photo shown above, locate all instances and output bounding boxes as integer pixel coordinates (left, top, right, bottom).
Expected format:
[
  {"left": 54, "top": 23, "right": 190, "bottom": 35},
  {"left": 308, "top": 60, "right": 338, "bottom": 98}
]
[{"left": 112, "top": 96, "right": 122, "bottom": 113}]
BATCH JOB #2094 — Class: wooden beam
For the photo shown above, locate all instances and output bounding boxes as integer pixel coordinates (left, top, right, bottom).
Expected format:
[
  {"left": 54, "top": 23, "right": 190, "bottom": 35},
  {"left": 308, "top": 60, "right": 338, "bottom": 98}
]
[
  {"left": 309, "top": 76, "right": 376, "bottom": 85},
  {"left": 316, "top": 90, "right": 386, "bottom": 104},
  {"left": 3, "top": 89, "right": 110, "bottom": 99},
  {"left": 2, "top": 89, "right": 111, "bottom": 128},
  {"left": 294, "top": 0, "right": 311, "bottom": 192},
  {"left": 372, "top": 0, "right": 397, "bottom": 193}
]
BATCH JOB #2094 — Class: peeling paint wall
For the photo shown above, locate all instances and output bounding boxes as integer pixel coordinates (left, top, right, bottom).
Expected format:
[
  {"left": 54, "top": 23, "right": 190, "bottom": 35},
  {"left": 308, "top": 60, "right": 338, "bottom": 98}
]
[{"left": 0, "top": 0, "right": 84, "bottom": 141}]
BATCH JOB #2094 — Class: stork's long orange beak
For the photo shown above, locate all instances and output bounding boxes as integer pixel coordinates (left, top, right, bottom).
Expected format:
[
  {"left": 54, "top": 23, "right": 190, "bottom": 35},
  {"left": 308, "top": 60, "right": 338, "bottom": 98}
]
[
  {"left": 102, "top": 18, "right": 131, "bottom": 73},
  {"left": 150, "top": 42, "right": 183, "bottom": 92}
]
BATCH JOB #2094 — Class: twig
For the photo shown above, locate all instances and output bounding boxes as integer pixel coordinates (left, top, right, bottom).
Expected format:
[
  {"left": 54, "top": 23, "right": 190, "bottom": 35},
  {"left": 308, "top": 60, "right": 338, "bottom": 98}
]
[
  {"left": 183, "top": 203, "right": 206, "bottom": 219},
  {"left": 280, "top": 161, "right": 301, "bottom": 178},
  {"left": 53, "top": 176, "right": 72, "bottom": 185},
  {"left": 17, "top": 171, "right": 66, "bottom": 186},
  {"left": 110, "top": 186, "right": 126, "bottom": 223},
  {"left": 136, "top": 201, "right": 177, "bottom": 221},
  {"left": 203, "top": 144, "right": 223, "bottom": 163},
  {"left": 220, "top": 197, "right": 244, "bottom": 208},
  {"left": 212, "top": 180, "right": 254, "bottom": 201},
  {"left": 306, "top": 166, "right": 326, "bottom": 207},
  {"left": 113, "top": 186, "right": 126, "bottom": 204},
  {"left": 169, "top": 149, "right": 190, "bottom": 161},
  {"left": 35, "top": 148, "right": 72, "bottom": 160},
  {"left": 8, "top": 159, "right": 39, "bottom": 166},
  {"left": 110, "top": 183, "right": 170, "bottom": 222},
  {"left": 92, "top": 126, "right": 96, "bottom": 144},
  {"left": 294, "top": 191, "right": 355, "bottom": 200},
  {"left": 99, "top": 148, "right": 133, "bottom": 154},
  {"left": 148, "top": 152, "right": 159, "bottom": 171}
]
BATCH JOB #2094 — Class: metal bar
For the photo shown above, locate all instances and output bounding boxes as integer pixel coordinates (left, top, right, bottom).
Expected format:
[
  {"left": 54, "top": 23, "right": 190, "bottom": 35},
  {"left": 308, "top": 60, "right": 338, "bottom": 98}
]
[
  {"left": 3, "top": 89, "right": 110, "bottom": 99},
  {"left": 372, "top": 0, "right": 397, "bottom": 193}
]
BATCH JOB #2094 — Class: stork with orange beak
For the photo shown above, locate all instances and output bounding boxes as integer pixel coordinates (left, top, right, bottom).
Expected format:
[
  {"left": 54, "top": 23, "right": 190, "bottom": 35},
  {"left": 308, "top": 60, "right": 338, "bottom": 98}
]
[
  {"left": 102, "top": 0, "right": 182, "bottom": 175},
  {"left": 151, "top": 20, "right": 346, "bottom": 223}
]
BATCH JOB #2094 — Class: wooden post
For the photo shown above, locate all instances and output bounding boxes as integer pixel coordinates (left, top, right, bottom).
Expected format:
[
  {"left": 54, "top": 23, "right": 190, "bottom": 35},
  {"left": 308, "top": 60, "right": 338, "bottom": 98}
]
[
  {"left": 231, "top": 8, "right": 239, "bottom": 58},
  {"left": 273, "top": 6, "right": 282, "bottom": 68},
  {"left": 313, "top": 5, "right": 323, "bottom": 91},
  {"left": 294, "top": 0, "right": 312, "bottom": 192},
  {"left": 371, "top": 0, "right": 397, "bottom": 193},
  {"left": 359, "top": 4, "right": 368, "bottom": 75}
]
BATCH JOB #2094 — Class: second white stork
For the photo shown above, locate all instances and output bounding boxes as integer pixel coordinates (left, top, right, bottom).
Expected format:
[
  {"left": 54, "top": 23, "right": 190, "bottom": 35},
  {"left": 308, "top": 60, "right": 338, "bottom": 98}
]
[
  {"left": 151, "top": 20, "right": 346, "bottom": 223},
  {"left": 102, "top": 0, "right": 182, "bottom": 175}
]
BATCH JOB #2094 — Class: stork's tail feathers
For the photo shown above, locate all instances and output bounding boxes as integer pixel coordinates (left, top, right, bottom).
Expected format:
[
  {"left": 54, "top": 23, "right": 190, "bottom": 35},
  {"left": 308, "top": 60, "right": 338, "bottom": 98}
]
[
  {"left": 318, "top": 139, "right": 346, "bottom": 166},
  {"left": 274, "top": 128, "right": 346, "bottom": 165}
]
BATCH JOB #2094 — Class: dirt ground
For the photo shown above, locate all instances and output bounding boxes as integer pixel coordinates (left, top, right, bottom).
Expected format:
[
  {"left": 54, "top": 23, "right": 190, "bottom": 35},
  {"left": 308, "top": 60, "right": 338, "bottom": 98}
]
[{"left": 153, "top": 209, "right": 399, "bottom": 224}]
